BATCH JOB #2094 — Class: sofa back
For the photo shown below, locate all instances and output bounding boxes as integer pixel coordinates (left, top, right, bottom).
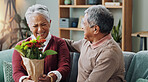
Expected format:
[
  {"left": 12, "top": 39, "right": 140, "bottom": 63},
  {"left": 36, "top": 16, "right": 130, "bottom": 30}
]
[
  {"left": 67, "top": 51, "right": 135, "bottom": 82},
  {"left": 122, "top": 52, "right": 135, "bottom": 77},
  {"left": 0, "top": 49, "right": 14, "bottom": 82},
  {"left": 68, "top": 52, "right": 80, "bottom": 82},
  {"left": 0, "top": 49, "right": 138, "bottom": 82}
]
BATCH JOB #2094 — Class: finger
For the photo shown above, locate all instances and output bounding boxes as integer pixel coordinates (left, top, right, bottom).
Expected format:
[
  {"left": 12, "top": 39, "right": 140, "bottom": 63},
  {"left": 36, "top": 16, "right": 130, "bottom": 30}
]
[
  {"left": 28, "top": 80, "right": 34, "bottom": 82},
  {"left": 26, "top": 76, "right": 32, "bottom": 80},
  {"left": 38, "top": 77, "right": 46, "bottom": 81},
  {"left": 28, "top": 76, "right": 31, "bottom": 79},
  {"left": 42, "top": 74, "right": 46, "bottom": 78}
]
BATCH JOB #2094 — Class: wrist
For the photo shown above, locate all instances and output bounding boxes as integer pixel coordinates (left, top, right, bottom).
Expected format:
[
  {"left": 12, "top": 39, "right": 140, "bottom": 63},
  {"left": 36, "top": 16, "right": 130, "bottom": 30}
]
[
  {"left": 48, "top": 73, "right": 57, "bottom": 82},
  {"left": 22, "top": 78, "right": 27, "bottom": 82},
  {"left": 48, "top": 74, "right": 53, "bottom": 82}
]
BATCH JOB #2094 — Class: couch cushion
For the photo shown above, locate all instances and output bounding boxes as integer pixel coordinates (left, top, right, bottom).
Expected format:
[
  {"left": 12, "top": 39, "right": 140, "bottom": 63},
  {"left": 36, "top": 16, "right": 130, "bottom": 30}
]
[
  {"left": 3, "top": 61, "right": 14, "bottom": 82},
  {"left": 136, "top": 78, "right": 148, "bottom": 82},
  {"left": 0, "top": 49, "right": 14, "bottom": 82},
  {"left": 126, "top": 51, "right": 148, "bottom": 82}
]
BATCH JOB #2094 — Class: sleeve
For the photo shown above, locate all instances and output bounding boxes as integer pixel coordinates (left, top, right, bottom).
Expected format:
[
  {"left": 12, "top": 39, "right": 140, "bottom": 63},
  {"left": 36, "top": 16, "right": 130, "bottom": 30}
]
[
  {"left": 85, "top": 50, "right": 118, "bottom": 82},
  {"left": 64, "top": 38, "right": 85, "bottom": 52},
  {"left": 56, "top": 39, "right": 71, "bottom": 80},
  {"left": 12, "top": 44, "right": 28, "bottom": 82},
  {"left": 19, "top": 76, "right": 29, "bottom": 82}
]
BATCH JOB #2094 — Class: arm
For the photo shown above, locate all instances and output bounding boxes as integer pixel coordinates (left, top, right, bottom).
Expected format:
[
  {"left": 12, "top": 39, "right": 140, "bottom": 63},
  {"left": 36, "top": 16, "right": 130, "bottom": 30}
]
[
  {"left": 56, "top": 39, "right": 71, "bottom": 80},
  {"left": 85, "top": 50, "right": 118, "bottom": 82},
  {"left": 64, "top": 39, "right": 85, "bottom": 52}
]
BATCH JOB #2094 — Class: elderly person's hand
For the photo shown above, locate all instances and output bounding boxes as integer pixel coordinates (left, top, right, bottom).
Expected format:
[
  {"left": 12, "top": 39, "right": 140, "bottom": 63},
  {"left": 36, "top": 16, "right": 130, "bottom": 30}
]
[
  {"left": 38, "top": 73, "right": 57, "bottom": 82},
  {"left": 23, "top": 76, "right": 34, "bottom": 82},
  {"left": 38, "top": 74, "right": 51, "bottom": 82}
]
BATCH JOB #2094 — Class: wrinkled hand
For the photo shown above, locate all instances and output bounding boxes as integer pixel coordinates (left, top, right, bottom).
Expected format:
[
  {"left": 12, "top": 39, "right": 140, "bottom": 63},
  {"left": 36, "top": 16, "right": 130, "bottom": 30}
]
[
  {"left": 23, "top": 76, "right": 34, "bottom": 82},
  {"left": 38, "top": 74, "right": 51, "bottom": 82}
]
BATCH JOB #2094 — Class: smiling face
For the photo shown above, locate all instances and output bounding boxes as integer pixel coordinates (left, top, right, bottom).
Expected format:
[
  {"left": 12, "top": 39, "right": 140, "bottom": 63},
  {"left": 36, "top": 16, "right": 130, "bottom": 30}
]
[{"left": 27, "top": 13, "right": 51, "bottom": 40}]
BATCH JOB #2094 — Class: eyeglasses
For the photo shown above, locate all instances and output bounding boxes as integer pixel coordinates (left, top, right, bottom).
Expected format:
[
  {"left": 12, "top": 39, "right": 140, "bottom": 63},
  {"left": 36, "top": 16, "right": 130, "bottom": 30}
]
[
  {"left": 81, "top": 18, "right": 85, "bottom": 28},
  {"left": 81, "top": 18, "right": 96, "bottom": 28}
]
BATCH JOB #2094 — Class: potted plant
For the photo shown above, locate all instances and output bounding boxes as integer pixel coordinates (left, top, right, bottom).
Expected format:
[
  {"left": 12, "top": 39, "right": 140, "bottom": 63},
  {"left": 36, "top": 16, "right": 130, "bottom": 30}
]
[
  {"left": 111, "top": 19, "right": 122, "bottom": 45},
  {"left": 14, "top": 36, "right": 57, "bottom": 82}
]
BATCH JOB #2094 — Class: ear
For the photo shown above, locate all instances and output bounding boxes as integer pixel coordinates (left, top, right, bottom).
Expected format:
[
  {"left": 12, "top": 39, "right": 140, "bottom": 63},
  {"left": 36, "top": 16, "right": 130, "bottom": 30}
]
[
  {"left": 94, "top": 25, "right": 100, "bottom": 34},
  {"left": 50, "top": 20, "right": 51, "bottom": 23},
  {"left": 48, "top": 20, "right": 51, "bottom": 28}
]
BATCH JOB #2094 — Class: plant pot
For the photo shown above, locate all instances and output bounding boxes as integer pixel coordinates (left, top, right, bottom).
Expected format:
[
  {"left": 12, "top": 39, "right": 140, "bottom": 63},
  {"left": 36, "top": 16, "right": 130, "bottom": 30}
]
[{"left": 21, "top": 56, "right": 44, "bottom": 82}]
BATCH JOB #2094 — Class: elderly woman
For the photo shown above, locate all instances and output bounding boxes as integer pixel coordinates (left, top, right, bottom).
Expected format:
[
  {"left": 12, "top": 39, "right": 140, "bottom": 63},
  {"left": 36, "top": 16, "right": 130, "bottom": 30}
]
[{"left": 12, "top": 4, "right": 70, "bottom": 82}]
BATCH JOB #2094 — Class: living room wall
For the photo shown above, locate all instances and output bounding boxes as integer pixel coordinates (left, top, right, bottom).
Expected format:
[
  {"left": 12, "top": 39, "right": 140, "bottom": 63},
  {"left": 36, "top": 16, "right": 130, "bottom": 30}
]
[
  {"left": 0, "top": 0, "right": 6, "bottom": 38},
  {"left": 132, "top": 0, "right": 148, "bottom": 52}
]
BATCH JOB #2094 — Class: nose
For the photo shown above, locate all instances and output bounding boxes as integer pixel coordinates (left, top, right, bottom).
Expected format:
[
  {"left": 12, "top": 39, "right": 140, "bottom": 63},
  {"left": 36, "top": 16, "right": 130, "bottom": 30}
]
[{"left": 38, "top": 26, "right": 43, "bottom": 33}]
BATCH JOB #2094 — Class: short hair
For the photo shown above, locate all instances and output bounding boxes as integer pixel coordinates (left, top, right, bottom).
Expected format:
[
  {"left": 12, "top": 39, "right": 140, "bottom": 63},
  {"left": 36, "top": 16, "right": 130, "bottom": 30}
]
[
  {"left": 85, "top": 5, "right": 114, "bottom": 34},
  {"left": 25, "top": 4, "right": 50, "bottom": 24}
]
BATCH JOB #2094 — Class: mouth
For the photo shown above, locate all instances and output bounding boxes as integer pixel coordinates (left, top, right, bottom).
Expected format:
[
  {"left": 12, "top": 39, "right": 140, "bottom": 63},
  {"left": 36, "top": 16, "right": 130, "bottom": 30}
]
[{"left": 37, "top": 32, "right": 45, "bottom": 36}]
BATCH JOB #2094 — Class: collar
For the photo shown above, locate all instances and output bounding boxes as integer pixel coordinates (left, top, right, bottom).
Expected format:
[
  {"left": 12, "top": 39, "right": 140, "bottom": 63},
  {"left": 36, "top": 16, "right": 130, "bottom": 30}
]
[
  {"left": 90, "top": 33, "right": 112, "bottom": 49},
  {"left": 31, "top": 32, "right": 51, "bottom": 52}
]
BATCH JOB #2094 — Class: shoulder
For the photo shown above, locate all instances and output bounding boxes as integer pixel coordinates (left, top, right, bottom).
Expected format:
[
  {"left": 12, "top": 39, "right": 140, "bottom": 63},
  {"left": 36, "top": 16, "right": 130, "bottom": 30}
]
[
  {"left": 96, "top": 39, "right": 123, "bottom": 60},
  {"left": 51, "top": 35, "right": 66, "bottom": 43}
]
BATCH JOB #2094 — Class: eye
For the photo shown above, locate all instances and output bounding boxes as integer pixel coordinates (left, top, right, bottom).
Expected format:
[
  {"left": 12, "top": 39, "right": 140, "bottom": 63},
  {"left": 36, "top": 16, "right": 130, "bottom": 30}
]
[
  {"left": 41, "top": 23, "right": 46, "bottom": 26},
  {"left": 33, "top": 25, "right": 38, "bottom": 28}
]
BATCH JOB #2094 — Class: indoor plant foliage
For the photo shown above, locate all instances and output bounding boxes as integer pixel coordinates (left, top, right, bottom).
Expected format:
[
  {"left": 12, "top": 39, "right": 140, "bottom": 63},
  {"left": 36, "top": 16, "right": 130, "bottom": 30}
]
[
  {"left": 112, "top": 19, "right": 122, "bottom": 43},
  {"left": 14, "top": 36, "right": 57, "bottom": 82},
  {"left": 14, "top": 36, "right": 57, "bottom": 59}
]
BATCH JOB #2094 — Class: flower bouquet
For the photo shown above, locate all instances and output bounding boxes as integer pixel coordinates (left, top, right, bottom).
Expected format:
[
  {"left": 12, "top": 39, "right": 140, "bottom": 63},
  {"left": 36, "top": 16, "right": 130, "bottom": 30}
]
[{"left": 14, "top": 36, "right": 57, "bottom": 82}]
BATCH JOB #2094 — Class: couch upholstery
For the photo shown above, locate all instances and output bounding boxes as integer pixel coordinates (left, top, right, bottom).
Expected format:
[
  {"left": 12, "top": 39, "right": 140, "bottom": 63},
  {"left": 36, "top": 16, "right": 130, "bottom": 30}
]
[
  {"left": 125, "top": 51, "right": 148, "bottom": 82},
  {"left": 0, "top": 49, "right": 14, "bottom": 82},
  {"left": 67, "top": 52, "right": 136, "bottom": 82},
  {"left": 0, "top": 49, "right": 148, "bottom": 82}
]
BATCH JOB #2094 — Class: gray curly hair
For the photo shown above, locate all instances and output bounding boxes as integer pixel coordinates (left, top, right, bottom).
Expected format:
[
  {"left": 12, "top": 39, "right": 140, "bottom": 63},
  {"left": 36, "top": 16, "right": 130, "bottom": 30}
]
[
  {"left": 85, "top": 5, "right": 114, "bottom": 34},
  {"left": 25, "top": 4, "right": 50, "bottom": 24}
]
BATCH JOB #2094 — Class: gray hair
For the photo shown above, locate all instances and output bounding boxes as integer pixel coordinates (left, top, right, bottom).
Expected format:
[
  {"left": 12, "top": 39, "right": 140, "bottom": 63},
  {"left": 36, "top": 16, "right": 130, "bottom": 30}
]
[
  {"left": 85, "top": 5, "right": 114, "bottom": 34},
  {"left": 25, "top": 4, "right": 50, "bottom": 24}
]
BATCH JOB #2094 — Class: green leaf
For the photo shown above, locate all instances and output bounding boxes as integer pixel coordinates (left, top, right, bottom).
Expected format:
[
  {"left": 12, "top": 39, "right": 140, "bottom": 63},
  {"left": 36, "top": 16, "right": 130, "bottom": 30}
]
[
  {"left": 26, "top": 49, "right": 31, "bottom": 58},
  {"left": 24, "top": 46, "right": 28, "bottom": 50},
  {"left": 30, "top": 40, "right": 37, "bottom": 43},
  {"left": 14, "top": 45, "right": 25, "bottom": 56},
  {"left": 43, "top": 50, "right": 57, "bottom": 56},
  {"left": 37, "top": 36, "right": 40, "bottom": 40},
  {"left": 117, "top": 19, "right": 121, "bottom": 31},
  {"left": 111, "top": 19, "right": 122, "bottom": 42}
]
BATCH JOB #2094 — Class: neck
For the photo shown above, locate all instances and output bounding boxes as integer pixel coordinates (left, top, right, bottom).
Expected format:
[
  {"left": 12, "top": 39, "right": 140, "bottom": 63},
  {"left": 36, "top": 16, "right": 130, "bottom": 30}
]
[{"left": 91, "top": 33, "right": 108, "bottom": 44}]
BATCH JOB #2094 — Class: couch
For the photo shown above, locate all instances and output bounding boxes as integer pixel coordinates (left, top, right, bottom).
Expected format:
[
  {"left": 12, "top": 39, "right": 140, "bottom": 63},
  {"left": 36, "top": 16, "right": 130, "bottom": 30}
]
[{"left": 0, "top": 49, "right": 148, "bottom": 82}]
